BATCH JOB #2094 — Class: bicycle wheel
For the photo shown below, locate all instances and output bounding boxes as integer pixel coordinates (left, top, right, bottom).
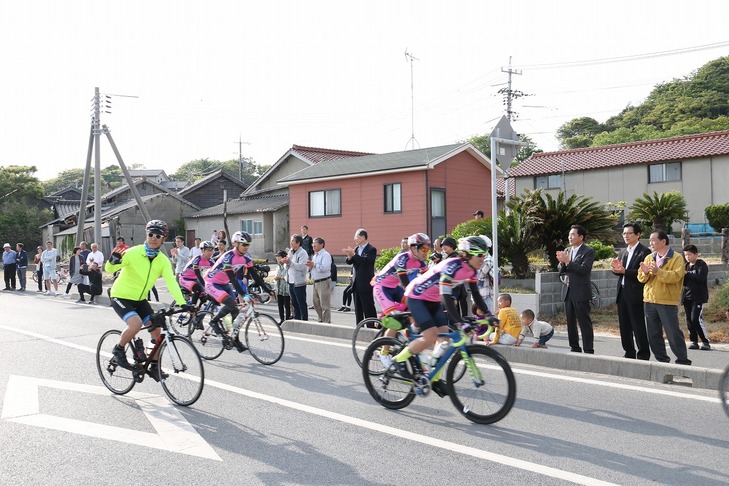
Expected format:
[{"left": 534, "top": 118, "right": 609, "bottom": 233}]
[
  {"left": 352, "top": 317, "right": 383, "bottom": 368},
  {"left": 245, "top": 313, "right": 285, "bottom": 365},
  {"left": 157, "top": 335, "right": 205, "bottom": 407},
  {"left": 589, "top": 281, "right": 601, "bottom": 309},
  {"left": 169, "top": 311, "right": 193, "bottom": 335},
  {"left": 720, "top": 366, "right": 729, "bottom": 418},
  {"left": 446, "top": 345, "right": 516, "bottom": 424},
  {"left": 96, "top": 330, "right": 136, "bottom": 395},
  {"left": 187, "top": 311, "right": 226, "bottom": 360},
  {"left": 362, "top": 337, "right": 416, "bottom": 410}
]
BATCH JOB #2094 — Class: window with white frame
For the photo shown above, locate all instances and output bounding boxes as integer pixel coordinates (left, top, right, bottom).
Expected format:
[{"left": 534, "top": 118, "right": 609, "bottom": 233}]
[
  {"left": 241, "top": 219, "right": 263, "bottom": 235},
  {"left": 384, "top": 183, "right": 401, "bottom": 213},
  {"left": 309, "top": 189, "right": 341, "bottom": 217},
  {"left": 648, "top": 162, "right": 681, "bottom": 183},
  {"left": 535, "top": 174, "right": 562, "bottom": 189}
]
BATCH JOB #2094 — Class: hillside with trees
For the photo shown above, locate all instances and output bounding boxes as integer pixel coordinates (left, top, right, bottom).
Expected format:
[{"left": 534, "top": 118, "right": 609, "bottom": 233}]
[{"left": 557, "top": 56, "right": 729, "bottom": 149}]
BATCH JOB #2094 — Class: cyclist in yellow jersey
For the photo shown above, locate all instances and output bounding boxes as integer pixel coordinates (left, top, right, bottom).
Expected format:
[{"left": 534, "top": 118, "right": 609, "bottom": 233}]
[{"left": 105, "top": 220, "right": 191, "bottom": 380}]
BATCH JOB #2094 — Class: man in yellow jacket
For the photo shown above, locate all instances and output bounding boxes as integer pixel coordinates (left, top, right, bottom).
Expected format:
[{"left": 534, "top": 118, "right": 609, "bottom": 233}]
[{"left": 637, "top": 229, "right": 690, "bottom": 365}]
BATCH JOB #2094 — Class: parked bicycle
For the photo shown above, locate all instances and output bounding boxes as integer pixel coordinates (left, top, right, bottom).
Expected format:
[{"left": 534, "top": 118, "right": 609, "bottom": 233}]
[
  {"left": 188, "top": 294, "right": 284, "bottom": 365},
  {"left": 32, "top": 266, "right": 68, "bottom": 284},
  {"left": 361, "top": 316, "right": 516, "bottom": 424},
  {"left": 96, "top": 306, "right": 205, "bottom": 407}
]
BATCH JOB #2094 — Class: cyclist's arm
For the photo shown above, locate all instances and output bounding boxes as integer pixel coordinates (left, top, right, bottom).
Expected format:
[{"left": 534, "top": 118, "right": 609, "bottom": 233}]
[
  {"left": 105, "top": 259, "right": 121, "bottom": 274},
  {"left": 469, "top": 281, "right": 493, "bottom": 317},
  {"left": 227, "top": 270, "right": 247, "bottom": 297},
  {"left": 248, "top": 265, "right": 273, "bottom": 293}
]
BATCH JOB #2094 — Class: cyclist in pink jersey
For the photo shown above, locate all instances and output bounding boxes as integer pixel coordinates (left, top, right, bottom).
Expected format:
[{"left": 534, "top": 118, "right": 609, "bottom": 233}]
[
  {"left": 203, "top": 231, "right": 255, "bottom": 352},
  {"left": 178, "top": 240, "right": 214, "bottom": 306},
  {"left": 372, "top": 233, "right": 430, "bottom": 316},
  {"left": 390, "top": 236, "right": 496, "bottom": 397}
]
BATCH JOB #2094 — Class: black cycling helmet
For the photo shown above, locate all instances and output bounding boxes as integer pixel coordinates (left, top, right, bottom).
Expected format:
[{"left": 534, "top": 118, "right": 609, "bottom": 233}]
[
  {"left": 200, "top": 240, "right": 215, "bottom": 249},
  {"left": 146, "top": 219, "right": 169, "bottom": 237},
  {"left": 458, "top": 236, "right": 489, "bottom": 256}
]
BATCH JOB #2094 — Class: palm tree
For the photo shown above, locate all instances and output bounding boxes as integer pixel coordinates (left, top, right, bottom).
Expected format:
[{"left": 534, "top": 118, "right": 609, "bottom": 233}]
[
  {"left": 628, "top": 191, "right": 687, "bottom": 231},
  {"left": 509, "top": 189, "right": 617, "bottom": 270},
  {"left": 497, "top": 209, "right": 541, "bottom": 278}
]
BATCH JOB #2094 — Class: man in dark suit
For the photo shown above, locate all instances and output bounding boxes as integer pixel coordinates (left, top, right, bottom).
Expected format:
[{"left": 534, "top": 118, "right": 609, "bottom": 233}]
[
  {"left": 344, "top": 228, "right": 377, "bottom": 324},
  {"left": 557, "top": 224, "right": 596, "bottom": 354},
  {"left": 611, "top": 222, "right": 651, "bottom": 360}
]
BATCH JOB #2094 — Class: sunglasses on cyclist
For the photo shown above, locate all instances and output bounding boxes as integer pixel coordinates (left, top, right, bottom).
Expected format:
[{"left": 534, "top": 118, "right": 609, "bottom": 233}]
[
  {"left": 148, "top": 233, "right": 165, "bottom": 240},
  {"left": 469, "top": 252, "right": 486, "bottom": 258}
]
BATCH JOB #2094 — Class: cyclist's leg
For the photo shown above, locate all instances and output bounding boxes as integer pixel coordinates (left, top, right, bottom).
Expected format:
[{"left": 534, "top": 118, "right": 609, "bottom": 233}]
[{"left": 392, "top": 298, "right": 445, "bottom": 376}]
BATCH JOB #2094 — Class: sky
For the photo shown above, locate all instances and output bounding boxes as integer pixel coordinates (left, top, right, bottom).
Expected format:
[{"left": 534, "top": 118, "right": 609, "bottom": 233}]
[{"left": 2, "top": 0, "right": 729, "bottom": 182}]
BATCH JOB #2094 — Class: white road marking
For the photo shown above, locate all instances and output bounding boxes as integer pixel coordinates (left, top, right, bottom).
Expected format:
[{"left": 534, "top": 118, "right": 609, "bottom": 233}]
[
  {"left": 1, "top": 375, "right": 221, "bottom": 461},
  {"left": 0, "top": 323, "right": 717, "bottom": 484}
]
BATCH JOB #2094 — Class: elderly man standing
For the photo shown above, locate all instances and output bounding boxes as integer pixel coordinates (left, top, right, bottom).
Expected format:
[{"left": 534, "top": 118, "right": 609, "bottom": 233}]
[
  {"left": 638, "top": 229, "right": 690, "bottom": 365},
  {"left": 284, "top": 234, "right": 310, "bottom": 321},
  {"left": 3, "top": 243, "right": 17, "bottom": 290},
  {"left": 556, "top": 224, "right": 596, "bottom": 354},
  {"left": 86, "top": 242, "right": 105, "bottom": 267},
  {"left": 344, "top": 228, "right": 377, "bottom": 324},
  {"left": 306, "top": 237, "right": 333, "bottom": 323}
]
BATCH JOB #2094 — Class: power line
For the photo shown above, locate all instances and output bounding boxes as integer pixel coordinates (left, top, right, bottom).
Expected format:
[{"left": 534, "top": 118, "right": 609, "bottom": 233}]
[{"left": 512, "top": 40, "right": 729, "bottom": 70}]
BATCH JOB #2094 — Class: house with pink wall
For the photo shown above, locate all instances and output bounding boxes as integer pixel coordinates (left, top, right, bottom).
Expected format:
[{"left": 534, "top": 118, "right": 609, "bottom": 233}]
[{"left": 279, "top": 143, "right": 495, "bottom": 253}]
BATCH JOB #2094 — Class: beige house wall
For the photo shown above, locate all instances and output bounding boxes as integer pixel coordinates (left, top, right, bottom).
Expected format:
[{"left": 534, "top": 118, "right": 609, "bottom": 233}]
[{"left": 513, "top": 155, "right": 728, "bottom": 225}]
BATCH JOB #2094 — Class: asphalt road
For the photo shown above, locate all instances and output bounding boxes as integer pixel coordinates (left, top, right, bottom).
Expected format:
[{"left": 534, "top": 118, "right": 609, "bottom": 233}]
[{"left": 1, "top": 291, "right": 728, "bottom": 485}]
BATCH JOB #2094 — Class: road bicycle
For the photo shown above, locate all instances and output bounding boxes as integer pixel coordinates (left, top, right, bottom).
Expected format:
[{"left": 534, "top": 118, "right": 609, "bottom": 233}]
[
  {"left": 169, "top": 291, "right": 218, "bottom": 335},
  {"left": 187, "top": 294, "right": 284, "bottom": 365},
  {"left": 32, "top": 266, "right": 68, "bottom": 284},
  {"left": 352, "top": 317, "right": 387, "bottom": 368},
  {"left": 96, "top": 306, "right": 205, "bottom": 407},
  {"left": 720, "top": 363, "right": 729, "bottom": 418},
  {"left": 361, "top": 317, "right": 516, "bottom": 424},
  {"left": 247, "top": 263, "right": 272, "bottom": 304}
]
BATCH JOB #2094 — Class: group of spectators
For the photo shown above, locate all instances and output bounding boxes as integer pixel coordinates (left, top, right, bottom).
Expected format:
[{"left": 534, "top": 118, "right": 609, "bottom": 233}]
[{"left": 562, "top": 222, "right": 713, "bottom": 366}]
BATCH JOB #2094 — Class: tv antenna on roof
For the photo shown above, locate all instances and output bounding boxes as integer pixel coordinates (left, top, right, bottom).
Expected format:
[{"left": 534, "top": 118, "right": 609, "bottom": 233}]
[{"left": 404, "top": 49, "right": 420, "bottom": 150}]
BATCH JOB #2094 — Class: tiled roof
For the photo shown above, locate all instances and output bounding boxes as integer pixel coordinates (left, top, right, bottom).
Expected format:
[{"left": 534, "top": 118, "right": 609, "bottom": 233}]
[
  {"left": 509, "top": 130, "right": 729, "bottom": 177},
  {"left": 191, "top": 193, "right": 289, "bottom": 218},
  {"left": 279, "top": 144, "right": 466, "bottom": 183},
  {"left": 290, "top": 145, "right": 374, "bottom": 164}
]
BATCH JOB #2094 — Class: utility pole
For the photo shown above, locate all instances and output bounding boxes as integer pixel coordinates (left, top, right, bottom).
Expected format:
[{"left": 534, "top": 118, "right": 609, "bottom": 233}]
[
  {"left": 234, "top": 135, "right": 250, "bottom": 181},
  {"left": 500, "top": 56, "right": 523, "bottom": 122}
]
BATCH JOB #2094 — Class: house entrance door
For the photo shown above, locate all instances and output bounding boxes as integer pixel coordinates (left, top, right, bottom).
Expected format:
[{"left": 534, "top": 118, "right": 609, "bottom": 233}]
[{"left": 430, "top": 188, "right": 446, "bottom": 239}]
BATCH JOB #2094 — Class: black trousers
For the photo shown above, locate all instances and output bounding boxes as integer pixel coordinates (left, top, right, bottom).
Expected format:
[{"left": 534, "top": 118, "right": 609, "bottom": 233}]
[
  {"left": 565, "top": 297, "right": 594, "bottom": 353},
  {"left": 353, "top": 289, "right": 377, "bottom": 323},
  {"left": 617, "top": 294, "right": 650, "bottom": 359},
  {"left": 4, "top": 263, "right": 17, "bottom": 289},
  {"left": 278, "top": 294, "right": 291, "bottom": 322}
]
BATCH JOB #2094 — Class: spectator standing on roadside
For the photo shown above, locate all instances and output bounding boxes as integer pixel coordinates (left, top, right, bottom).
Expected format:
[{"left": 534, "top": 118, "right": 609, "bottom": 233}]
[
  {"left": 213, "top": 239, "right": 226, "bottom": 262},
  {"left": 344, "top": 228, "right": 377, "bottom": 324},
  {"left": 556, "top": 224, "right": 595, "bottom": 354},
  {"left": 429, "top": 238, "right": 443, "bottom": 267},
  {"left": 41, "top": 241, "right": 59, "bottom": 295},
  {"left": 338, "top": 270, "right": 353, "bottom": 312},
  {"left": 86, "top": 242, "right": 104, "bottom": 268},
  {"left": 306, "top": 237, "right": 333, "bottom": 323},
  {"left": 190, "top": 237, "right": 202, "bottom": 259},
  {"left": 171, "top": 236, "right": 191, "bottom": 276},
  {"left": 300, "top": 225, "right": 314, "bottom": 258},
  {"left": 3, "top": 243, "right": 17, "bottom": 290},
  {"left": 65, "top": 247, "right": 86, "bottom": 298},
  {"left": 15, "top": 243, "right": 28, "bottom": 291},
  {"left": 473, "top": 210, "right": 484, "bottom": 220},
  {"left": 274, "top": 250, "right": 291, "bottom": 324},
  {"left": 210, "top": 230, "right": 219, "bottom": 245},
  {"left": 638, "top": 229, "right": 690, "bottom": 365},
  {"left": 79, "top": 241, "right": 90, "bottom": 262},
  {"left": 33, "top": 246, "right": 44, "bottom": 292},
  {"left": 611, "top": 222, "right": 651, "bottom": 360},
  {"left": 284, "top": 234, "right": 309, "bottom": 320},
  {"left": 681, "top": 244, "right": 711, "bottom": 351}
]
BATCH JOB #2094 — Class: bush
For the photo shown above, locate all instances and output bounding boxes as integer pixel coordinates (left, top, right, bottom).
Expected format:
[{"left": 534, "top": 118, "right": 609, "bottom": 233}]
[
  {"left": 375, "top": 247, "right": 400, "bottom": 271},
  {"left": 714, "top": 281, "right": 729, "bottom": 310},
  {"left": 587, "top": 241, "right": 616, "bottom": 260},
  {"left": 450, "top": 218, "right": 493, "bottom": 240},
  {"left": 705, "top": 203, "right": 729, "bottom": 231}
]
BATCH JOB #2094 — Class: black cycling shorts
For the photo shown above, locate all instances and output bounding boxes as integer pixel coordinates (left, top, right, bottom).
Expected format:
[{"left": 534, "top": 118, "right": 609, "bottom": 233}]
[
  {"left": 111, "top": 297, "right": 154, "bottom": 325},
  {"left": 406, "top": 297, "right": 447, "bottom": 331}
]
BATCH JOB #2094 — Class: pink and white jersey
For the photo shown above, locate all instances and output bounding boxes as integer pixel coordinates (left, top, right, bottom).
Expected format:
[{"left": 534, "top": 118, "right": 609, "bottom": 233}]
[
  {"left": 405, "top": 257, "right": 477, "bottom": 302},
  {"left": 373, "top": 251, "right": 426, "bottom": 288},
  {"left": 204, "top": 249, "right": 252, "bottom": 285},
  {"left": 178, "top": 254, "right": 212, "bottom": 281}
]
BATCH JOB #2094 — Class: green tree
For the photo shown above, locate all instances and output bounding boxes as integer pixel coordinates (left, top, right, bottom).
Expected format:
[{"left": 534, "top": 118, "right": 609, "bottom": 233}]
[
  {"left": 628, "top": 191, "right": 687, "bottom": 231},
  {"left": 508, "top": 189, "right": 617, "bottom": 270},
  {"left": 0, "top": 166, "right": 52, "bottom": 249},
  {"left": 171, "top": 158, "right": 270, "bottom": 187},
  {"left": 42, "top": 164, "right": 135, "bottom": 195},
  {"left": 705, "top": 203, "right": 729, "bottom": 231},
  {"left": 496, "top": 209, "right": 541, "bottom": 278},
  {"left": 556, "top": 117, "right": 605, "bottom": 149},
  {"left": 450, "top": 217, "right": 493, "bottom": 240}
]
